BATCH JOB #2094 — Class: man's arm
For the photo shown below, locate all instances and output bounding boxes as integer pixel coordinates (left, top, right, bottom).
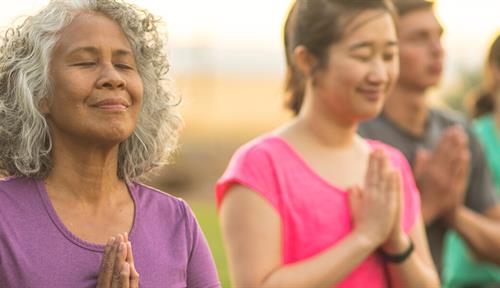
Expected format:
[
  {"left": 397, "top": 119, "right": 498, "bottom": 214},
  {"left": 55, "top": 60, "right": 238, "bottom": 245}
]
[
  {"left": 444, "top": 205, "right": 500, "bottom": 265},
  {"left": 443, "top": 127, "right": 500, "bottom": 264}
]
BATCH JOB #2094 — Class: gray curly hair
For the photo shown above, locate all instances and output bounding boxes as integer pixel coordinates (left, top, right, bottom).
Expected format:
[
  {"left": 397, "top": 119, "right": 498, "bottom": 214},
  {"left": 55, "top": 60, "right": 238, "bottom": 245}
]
[{"left": 0, "top": 0, "right": 182, "bottom": 180}]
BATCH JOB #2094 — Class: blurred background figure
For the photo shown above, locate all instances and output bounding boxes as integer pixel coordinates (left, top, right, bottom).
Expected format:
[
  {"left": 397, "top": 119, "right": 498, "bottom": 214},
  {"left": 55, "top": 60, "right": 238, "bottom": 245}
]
[
  {"left": 443, "top": 32, "right": 500, "bottom": 288},
  {"left": 469, "top": 33, "right": 500, "bottom": 188},
  {"left": 359, "top": 1, "right": 500, "bottom": 287}
]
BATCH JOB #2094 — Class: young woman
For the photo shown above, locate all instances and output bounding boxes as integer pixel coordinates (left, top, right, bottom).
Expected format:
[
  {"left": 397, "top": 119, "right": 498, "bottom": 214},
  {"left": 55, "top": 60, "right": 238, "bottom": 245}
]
[{"left": 216, "top": 0, "right": 439, "bottom": 287}]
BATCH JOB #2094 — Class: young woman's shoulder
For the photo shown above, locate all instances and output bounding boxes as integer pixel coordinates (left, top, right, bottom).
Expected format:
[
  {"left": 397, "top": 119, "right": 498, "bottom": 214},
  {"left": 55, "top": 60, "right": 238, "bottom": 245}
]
[{"left": 225, "top": 133, "right": 292, "bottom": 168}]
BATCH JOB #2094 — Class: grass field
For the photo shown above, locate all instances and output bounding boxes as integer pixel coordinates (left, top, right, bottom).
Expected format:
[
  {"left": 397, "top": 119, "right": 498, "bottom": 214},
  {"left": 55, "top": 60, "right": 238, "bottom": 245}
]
[{"left": 190, "top": 201, "right": 231, "bottom": 288}]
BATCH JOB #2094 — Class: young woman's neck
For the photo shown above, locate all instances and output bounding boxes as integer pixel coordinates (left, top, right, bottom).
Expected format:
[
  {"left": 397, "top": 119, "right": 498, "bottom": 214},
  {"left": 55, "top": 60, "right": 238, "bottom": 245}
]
[
  {"left": 383, "top": 84, "right": 429, "bottom": 137},
  {"left": 296, "top": 97, "right": 358, "bottom": 148}
]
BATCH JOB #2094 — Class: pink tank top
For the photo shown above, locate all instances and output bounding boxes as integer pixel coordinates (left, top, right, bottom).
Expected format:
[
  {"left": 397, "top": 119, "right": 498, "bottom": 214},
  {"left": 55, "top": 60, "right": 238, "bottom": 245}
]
[{"left": 216, "top": 135, "right": 421, "bottom": 288}]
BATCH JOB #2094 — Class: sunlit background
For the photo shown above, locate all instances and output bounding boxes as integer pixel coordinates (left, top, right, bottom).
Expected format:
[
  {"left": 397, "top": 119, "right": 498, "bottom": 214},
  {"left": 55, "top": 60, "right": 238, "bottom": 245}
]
[{"left": 1, "top": 1, "right": 499, "bottom": 286}]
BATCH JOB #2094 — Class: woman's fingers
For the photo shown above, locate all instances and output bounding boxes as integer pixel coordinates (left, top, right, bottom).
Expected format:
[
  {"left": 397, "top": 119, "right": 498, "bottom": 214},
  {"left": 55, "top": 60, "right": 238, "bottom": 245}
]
[
  {"left": 97, "top": 237, "right": 118, "bottom": 288},
  {"left": 130, "top": 263, "right": 140, "bottom": 288},
  {"left": 110, "top": 235, "right": 128, "bottom": 288},
  {"left": 115, "top": 244, "right": 127, "bottom": 285},
  {"left": 97, "top": 232, "right": 138, "bottom": 288},
  {"left": 366, "top": 149, "right": 385, "bottom": 194},
  {"left": 126, "top": 240, "right": 140, "bottom": 285},
  {"left": 126, "top": 240, "right": 134, "bottom": 264},
  {"left": 119, "top": 262, "right": 131, "bottom": 288},
  {"left": 389, "top": 171, "right": 402, "bottom": 220}
]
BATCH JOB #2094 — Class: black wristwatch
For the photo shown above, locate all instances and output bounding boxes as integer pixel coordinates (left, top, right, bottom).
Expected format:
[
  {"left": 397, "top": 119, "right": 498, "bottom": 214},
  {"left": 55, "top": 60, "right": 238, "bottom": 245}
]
[{"left": 379, "top": 238, "right": 414, "bottom": 263}]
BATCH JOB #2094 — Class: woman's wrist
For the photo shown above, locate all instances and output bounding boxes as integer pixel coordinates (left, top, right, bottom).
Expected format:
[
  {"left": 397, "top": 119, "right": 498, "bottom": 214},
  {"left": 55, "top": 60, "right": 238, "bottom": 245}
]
[
  {"left": 380, "top": 234, "right": 414, "bottom": 264},
  {"left": 351, "top": 228, "right": 384, "bottom": 251},
  {"left": 442, "top": 205, "right": 464, "bottom": 228},
  {"left": 381, "top": 232, "right": 409, "bottom": 254}
]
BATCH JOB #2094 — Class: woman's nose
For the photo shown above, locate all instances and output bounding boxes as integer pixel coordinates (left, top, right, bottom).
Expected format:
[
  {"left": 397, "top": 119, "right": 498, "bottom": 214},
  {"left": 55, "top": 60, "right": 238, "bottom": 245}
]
[{"left": 96, "top": 64, "right": 126, "bottom": 90}]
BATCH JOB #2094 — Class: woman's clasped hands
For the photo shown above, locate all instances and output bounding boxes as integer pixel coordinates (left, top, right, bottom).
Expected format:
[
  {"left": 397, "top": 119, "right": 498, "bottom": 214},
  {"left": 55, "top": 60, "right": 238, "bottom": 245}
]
[
  {"left": 349, "top": 149, "right": 409, "bottom": 253},
  {"left": 97, "top": 233, "right": 140, "bottom": 288}
]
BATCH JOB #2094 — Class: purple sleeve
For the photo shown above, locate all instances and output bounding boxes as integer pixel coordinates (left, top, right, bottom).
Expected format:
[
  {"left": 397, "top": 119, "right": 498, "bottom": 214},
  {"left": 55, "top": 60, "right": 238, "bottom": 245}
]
[{"left": 181, "top": 201, "right": 221, "bottom": 288}]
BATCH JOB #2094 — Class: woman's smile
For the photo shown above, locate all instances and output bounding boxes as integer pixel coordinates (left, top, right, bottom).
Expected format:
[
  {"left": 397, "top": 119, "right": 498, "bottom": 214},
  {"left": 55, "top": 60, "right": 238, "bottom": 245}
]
[{"left": 91, "top": 98, "right": 131, "bottom": 111}]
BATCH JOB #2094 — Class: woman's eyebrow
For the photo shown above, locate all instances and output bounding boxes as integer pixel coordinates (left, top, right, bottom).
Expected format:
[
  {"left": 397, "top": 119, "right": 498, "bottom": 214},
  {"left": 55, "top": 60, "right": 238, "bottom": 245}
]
[
  {"left": 65, "top": 46, "right": 133, "bottom": 57},
  {"left": 349, "top": 40, "right": 398, "bottom": 51},
  {"left": 66, "top": 46, "right": 99, "bottom": 56}
]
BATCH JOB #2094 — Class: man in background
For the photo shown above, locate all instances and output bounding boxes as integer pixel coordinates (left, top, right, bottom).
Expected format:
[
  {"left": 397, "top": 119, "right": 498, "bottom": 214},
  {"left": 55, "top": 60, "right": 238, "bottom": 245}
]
[{"left": 359, "top": 0, "right": 500, "bottom": 278}]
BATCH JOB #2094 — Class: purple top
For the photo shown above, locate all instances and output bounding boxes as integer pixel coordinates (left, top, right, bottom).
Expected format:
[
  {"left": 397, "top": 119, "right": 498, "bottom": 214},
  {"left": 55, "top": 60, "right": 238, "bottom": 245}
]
[{"left": 0, "top": 177, "right": 220, "bottom": 288}]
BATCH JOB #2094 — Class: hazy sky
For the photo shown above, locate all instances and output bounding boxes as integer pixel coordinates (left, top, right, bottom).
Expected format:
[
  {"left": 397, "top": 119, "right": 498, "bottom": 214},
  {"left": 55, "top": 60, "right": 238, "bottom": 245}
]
[{"left": 0, "top": 0, "right": 499, "bottom": 79}]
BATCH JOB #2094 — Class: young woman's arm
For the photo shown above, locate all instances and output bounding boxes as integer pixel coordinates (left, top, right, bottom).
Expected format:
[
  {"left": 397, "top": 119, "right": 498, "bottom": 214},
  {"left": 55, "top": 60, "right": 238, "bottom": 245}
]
[
  {"left": 220, "top": 185, "right": 379, "bottom": 288},
  {"left": 220, "top": 150, "right": 404, "bottom": 287},
  {"left": 384, "top": 215, "right": 440, "bottom": 288}
]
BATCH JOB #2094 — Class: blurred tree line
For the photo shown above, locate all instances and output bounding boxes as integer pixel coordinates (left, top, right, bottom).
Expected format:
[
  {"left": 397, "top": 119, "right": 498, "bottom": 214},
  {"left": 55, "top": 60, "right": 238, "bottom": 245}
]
[{"left": 443, "top": 67, "right": 482, "bottom": 117}]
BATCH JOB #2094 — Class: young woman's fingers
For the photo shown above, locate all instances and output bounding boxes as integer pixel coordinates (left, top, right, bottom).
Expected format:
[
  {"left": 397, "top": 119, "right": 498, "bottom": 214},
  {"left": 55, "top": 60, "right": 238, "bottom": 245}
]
[
  {"left": 366, "top": 150, "right": 383, "bottom": 194},
  {"left": 365, "top": 151, "right": 378, "bottom": 189},
  {"left": 379, "top": 152, "right": 392, "bottom": 193},
  {"left": 390, "top": 171, "right": 402, "bottom": 214}
]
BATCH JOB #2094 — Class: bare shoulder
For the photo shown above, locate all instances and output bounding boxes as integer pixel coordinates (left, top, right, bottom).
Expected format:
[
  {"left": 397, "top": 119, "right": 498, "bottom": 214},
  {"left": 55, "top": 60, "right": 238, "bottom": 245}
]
[{"left": 220, "top": 184, "right": 279, "bottom": 220}]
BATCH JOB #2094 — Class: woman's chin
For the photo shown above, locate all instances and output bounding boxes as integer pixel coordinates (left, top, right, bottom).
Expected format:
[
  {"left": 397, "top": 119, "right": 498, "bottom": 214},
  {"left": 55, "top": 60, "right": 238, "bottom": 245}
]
[
  {"left": 83, "top": 128, "right": 135, "bottom": 148},
  {"left": 356, "top": 109, "right": 382, "bottom": 123}
]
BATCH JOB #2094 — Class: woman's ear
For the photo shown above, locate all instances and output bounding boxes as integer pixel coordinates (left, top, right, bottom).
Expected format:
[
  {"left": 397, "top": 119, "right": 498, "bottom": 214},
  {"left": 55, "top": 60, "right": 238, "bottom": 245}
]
[{"left": 293, "top": 45, "right": 317, "bottom": 77}]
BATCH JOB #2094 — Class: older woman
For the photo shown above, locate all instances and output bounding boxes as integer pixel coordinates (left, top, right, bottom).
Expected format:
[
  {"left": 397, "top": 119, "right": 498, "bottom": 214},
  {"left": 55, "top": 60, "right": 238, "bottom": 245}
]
[{"left": 0, "top": 0, "right": 220, "bottom": 287}]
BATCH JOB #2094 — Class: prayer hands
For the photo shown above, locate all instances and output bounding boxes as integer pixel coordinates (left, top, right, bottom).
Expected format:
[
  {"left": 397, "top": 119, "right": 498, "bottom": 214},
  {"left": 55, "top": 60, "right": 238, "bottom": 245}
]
[
  {"left": 349, "top": 149, "right": 402, "bottom": 247},
  {"left": 414, "top": 126, "right": 470, "bottom": 223},
  {"left": 97, "top": 232, "right": 139, "bottom": 288}
]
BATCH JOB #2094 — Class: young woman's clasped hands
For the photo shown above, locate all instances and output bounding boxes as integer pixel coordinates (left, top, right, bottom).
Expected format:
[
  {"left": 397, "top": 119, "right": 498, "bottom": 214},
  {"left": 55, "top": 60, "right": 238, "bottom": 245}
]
[{"left": 350, "top": 150, "right": 409, "bottom": 256}]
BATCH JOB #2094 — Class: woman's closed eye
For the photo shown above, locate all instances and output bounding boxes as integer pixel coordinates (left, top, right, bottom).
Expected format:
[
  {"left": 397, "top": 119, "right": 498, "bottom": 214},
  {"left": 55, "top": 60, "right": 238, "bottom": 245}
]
[
  {"left": 352, "top": 54, "right": 372, "bottom": 62},
  {"left": 73, "top": 62, "right": 96, "bottom": 67},
  {"left": 114, "top": 63, "right": 135, "bottom": 70},
  {"left": 383, "top": 52, "right": 396, "bottom": 62}
]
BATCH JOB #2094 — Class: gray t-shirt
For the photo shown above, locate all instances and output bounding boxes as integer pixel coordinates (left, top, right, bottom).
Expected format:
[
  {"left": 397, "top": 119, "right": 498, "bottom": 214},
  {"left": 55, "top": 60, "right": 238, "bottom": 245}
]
[{"left": 359, "top": 109, "right": 498, "bottom": 272}]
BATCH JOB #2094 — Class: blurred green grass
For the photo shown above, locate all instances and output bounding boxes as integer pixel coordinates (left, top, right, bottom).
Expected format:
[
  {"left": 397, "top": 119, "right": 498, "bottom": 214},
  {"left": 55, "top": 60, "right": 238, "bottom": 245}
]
[{"left": 190, "top": 201, "right": 231, "bottom": 288}]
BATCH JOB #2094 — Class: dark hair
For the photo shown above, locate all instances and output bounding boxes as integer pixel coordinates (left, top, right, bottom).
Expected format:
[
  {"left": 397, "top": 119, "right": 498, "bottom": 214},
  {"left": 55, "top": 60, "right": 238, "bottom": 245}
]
[
  {"left": 284, "top": 0, "right": 396, "bottom": 115},
  {"left": 392, "top": 0, "right": 434, "bottom": 16},
  {"left": 470, "top": 33, "right": 500, "bottom": 118}
]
